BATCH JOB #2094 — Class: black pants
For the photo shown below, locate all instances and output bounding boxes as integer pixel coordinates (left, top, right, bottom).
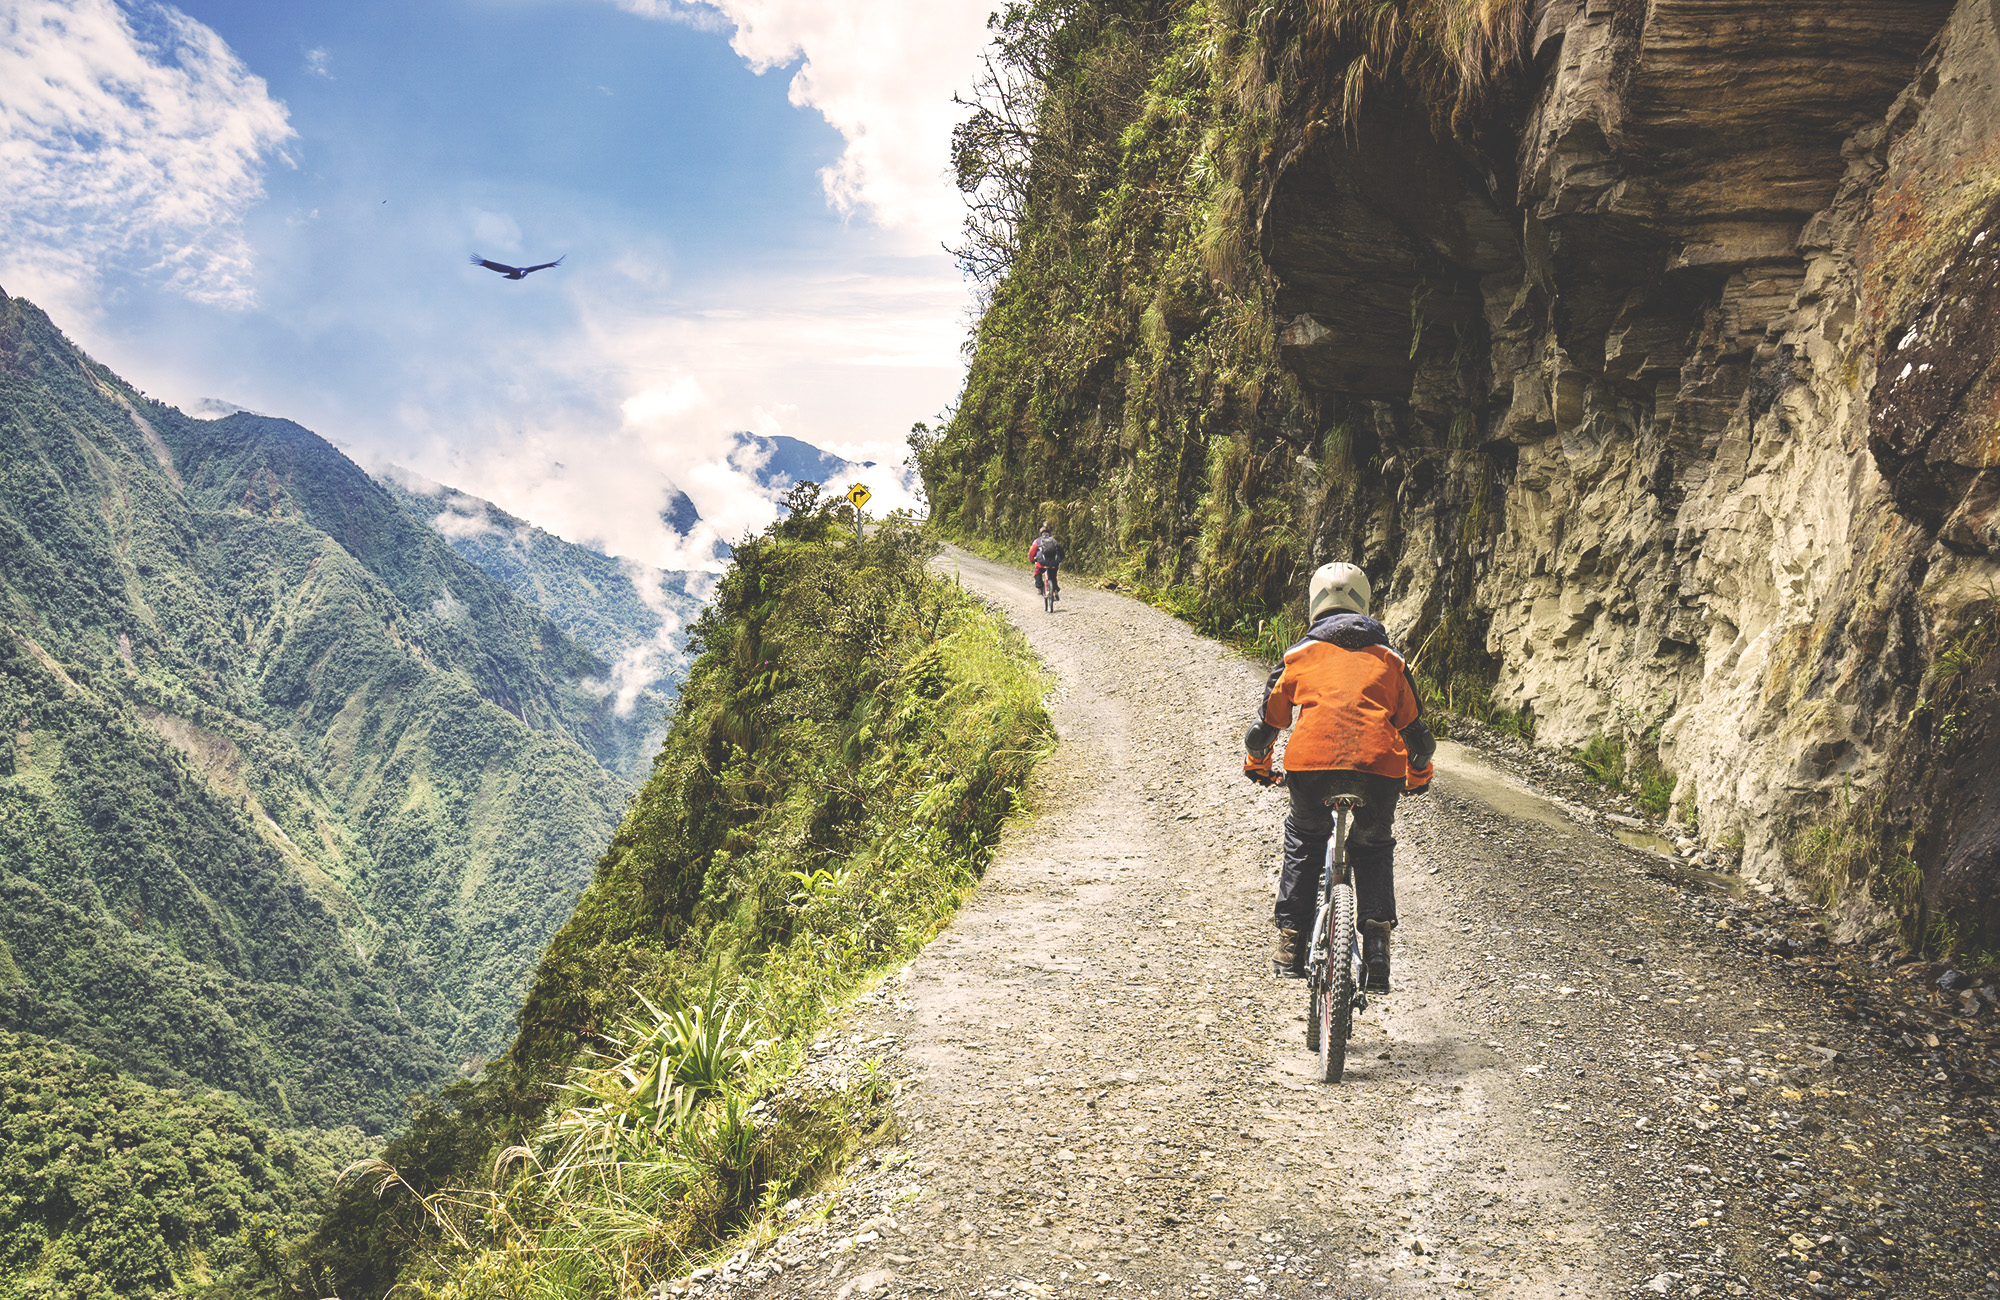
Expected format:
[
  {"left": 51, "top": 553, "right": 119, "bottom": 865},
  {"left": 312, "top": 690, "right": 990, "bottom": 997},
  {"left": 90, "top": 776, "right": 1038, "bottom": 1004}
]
[
  {"left": 1275, "top": 769, "right": 1401, "bottom": 934},
  {"left": 1035, "top": 565, "right": 1060, "bottom": 595}
]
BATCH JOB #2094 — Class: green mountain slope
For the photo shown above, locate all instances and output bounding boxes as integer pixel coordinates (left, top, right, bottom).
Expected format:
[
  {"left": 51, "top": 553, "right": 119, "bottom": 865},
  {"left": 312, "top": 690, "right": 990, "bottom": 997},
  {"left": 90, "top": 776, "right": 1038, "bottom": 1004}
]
[
  {"left": 0, "top": 289, "right": 629, "bottom": 1133},
  {"left": 376, "top": 471, "right": 703, "bottom": 779},
  {"left": 165, "top": 413, "right": 648, "bottom": 775},
  {"left": 0, "top": 1028, "right": 373, "bottom": 1300}
]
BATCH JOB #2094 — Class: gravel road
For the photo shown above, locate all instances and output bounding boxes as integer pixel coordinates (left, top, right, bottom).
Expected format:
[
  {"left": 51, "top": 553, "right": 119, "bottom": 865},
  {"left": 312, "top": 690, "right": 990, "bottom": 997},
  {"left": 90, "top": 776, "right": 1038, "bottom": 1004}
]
[{"left": 693, "top": 546, "right": 1997, "bottom": 1300}]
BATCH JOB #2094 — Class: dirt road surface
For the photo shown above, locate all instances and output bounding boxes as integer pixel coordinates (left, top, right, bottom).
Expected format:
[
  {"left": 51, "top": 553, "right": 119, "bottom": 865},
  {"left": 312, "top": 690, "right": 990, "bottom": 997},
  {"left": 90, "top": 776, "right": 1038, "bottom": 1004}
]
[{"left": 697, "top": 546, "right": 1996, "bottom": 1300}]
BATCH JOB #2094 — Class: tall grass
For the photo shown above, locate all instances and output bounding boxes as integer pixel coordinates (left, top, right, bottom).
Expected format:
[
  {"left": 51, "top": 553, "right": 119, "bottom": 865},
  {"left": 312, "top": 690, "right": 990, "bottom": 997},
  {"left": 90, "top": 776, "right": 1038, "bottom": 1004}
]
[
  {"left": 299, "top": 497, "right": 1053, "bottom": 1297},
  {"left": 340, "top": 981, "right": 888, "bottom": 1300}
]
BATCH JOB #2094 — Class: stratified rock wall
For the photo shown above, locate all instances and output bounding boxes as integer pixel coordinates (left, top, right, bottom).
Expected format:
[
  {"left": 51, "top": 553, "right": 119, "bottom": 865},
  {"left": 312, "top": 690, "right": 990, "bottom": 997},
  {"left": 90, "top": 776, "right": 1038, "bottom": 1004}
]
[
  {"left": 928, "top": 0, "right": 2000, "bottom": 948},
  {"left": 1260, "top": 0, "right": 2000, "bottom": 925}
]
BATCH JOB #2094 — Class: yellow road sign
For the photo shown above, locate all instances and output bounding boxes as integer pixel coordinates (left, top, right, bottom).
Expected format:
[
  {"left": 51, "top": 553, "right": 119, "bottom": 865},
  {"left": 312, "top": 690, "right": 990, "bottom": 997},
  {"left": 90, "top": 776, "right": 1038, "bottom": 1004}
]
[{"left": 846, "top": 483, "right": 872, "bottom": 510}]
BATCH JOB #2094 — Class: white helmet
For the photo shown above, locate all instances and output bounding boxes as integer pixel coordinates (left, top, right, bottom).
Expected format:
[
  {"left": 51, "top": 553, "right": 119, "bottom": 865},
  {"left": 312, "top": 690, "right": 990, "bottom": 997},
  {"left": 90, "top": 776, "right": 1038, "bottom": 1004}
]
[{"left": 1308, "top": 562, "right": 1371, "bottom": 621}]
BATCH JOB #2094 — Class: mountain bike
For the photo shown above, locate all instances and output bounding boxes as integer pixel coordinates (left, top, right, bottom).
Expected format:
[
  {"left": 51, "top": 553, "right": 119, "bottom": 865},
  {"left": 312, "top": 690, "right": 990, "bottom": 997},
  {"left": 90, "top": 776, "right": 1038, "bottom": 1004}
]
[
  {"left": 1042, "top": 566, "right": 1060, "bottom": 613},
  {"left": 1303, "top": 792, "right": 1366, "bottom": 1083}
]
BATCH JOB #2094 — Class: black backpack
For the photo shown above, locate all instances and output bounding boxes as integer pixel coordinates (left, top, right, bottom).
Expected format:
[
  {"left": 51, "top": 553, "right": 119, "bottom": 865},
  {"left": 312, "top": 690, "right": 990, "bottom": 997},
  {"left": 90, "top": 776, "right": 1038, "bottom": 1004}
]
[{"left": 1036, "top": 536, "right": 1064, "bottom": 567}]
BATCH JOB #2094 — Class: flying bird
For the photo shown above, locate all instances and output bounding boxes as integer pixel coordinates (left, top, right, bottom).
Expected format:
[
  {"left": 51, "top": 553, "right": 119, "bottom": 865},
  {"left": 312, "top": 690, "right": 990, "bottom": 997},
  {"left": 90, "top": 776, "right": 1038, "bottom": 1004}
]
[{"left": 470, "top": 254, "right": 565, "bottom": 280}]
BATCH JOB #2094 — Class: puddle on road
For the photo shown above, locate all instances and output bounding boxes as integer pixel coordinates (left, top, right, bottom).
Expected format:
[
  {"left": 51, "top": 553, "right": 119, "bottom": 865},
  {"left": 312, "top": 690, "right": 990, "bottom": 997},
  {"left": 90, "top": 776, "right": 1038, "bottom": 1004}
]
[
  {"left": 1606, "top": 829, "right": 1745, "bottom": 896},
  {"left": 1640, "top": 856, "right": 1746, "bottom": 897},
  {"left": 1611, "top": 827, "right": 1675, "bottom": 855},
  {"left": 1608, "top": 827, "right": 1745, "bottom": 896},
  {"left": 1430, "top": 740, "right": 1572, "bottom": 831},
  {"left": 1435, "top": 741, "right": 1746, "bottom": 898}
]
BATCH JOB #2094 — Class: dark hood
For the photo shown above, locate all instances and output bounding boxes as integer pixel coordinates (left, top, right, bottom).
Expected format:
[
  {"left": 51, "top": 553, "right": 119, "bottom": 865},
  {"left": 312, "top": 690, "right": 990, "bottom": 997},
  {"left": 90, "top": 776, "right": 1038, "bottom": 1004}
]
[{"left": 1305, "top": 610, "right": 1390, "bottom": 651}]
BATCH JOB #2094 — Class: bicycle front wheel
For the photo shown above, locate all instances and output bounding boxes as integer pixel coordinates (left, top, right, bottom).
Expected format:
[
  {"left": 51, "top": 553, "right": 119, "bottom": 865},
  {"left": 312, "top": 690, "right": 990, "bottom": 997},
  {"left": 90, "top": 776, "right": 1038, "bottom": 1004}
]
[{"left": 1319, "top": 882, "right": 1356, "bottom": 1083}]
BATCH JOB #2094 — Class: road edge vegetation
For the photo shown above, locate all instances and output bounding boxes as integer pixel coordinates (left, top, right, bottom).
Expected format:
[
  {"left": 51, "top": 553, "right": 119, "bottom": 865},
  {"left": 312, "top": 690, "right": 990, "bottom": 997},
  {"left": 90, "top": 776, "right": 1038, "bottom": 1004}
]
[{"left": 283, "top": 490, "right": 1054, "bottom": 1299}]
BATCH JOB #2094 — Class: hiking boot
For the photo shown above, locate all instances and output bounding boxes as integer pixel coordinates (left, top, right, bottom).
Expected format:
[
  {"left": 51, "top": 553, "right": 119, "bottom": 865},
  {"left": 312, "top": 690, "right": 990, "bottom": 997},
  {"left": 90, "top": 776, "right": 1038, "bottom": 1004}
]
[
  {"left": 1272, "top": 928, "right": 1306, "bottom": 979},
  {"left": 1361, "top": 920, "right": 1394, "bottom": 992}
]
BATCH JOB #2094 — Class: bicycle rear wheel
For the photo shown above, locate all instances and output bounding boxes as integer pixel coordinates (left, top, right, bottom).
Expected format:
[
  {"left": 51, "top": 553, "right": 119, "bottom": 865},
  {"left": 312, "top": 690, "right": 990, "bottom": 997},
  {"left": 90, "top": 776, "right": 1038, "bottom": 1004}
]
[{"left": 1319, "top": 882, "right": 1356, "bottom": 1083}]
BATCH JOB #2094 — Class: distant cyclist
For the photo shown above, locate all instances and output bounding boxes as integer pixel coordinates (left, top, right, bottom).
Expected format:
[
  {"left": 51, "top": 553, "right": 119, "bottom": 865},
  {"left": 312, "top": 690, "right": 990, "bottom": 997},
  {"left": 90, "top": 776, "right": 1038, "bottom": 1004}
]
[
  {"left": 1242, "top": 562, "right": 1435, "bottom": 991},
  {"left": 1030, "top": 522, "right": 1063, "bottom": 599}
]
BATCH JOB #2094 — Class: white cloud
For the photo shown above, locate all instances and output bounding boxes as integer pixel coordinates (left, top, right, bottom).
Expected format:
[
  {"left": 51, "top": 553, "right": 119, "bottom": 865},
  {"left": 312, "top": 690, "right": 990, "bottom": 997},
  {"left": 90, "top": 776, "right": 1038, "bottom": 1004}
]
[
  {"left": 303, "top": 46, "right": 331, "bottom": 79},
  {"left": 186, "top": 395, "right": 264, "bottom": 419},
  {"left": 381, "top": 262, "right": 951, "bottom": 579},
  {"left": 0, "top": 0, "right": 293, "bottom": 313},
  {"left": 608, "top": 556, "right": 696, "bottom": 712},
  {"left": 622, "top": 0, "right": 990, "bottom": 249},
  {"left": 609, "top": 0, "right": 728, "bottom": 32},
  {"left": 428, "top": 492, "right": 507, "bottom": 541},
  {"left": 469, "top": 208, "right": 523, "bottom": 253},
  {"left": 621, "top": 372, "right": 706, "bottom": 425}
]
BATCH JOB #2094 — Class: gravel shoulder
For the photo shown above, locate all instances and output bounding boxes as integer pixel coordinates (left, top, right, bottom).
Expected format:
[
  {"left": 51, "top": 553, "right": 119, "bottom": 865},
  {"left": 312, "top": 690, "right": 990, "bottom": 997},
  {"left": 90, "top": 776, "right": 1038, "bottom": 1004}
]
[{"left": 688, "top": 547, "right": 1997, "bottom": 1300}]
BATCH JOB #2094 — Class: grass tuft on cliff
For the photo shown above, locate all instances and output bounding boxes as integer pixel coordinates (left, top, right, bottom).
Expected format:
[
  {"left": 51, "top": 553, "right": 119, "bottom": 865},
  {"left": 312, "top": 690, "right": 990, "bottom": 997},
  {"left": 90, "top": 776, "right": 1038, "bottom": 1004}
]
[{"left": 292, "top": 490, "right": 1052, "bottom": 1298}]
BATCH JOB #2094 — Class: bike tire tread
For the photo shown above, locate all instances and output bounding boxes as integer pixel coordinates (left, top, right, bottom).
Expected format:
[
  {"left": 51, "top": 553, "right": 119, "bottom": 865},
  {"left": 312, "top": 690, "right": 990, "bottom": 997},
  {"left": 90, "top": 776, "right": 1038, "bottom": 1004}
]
[{"left": 1321, "top": 883, "right": 1356, "bottom": 1083}]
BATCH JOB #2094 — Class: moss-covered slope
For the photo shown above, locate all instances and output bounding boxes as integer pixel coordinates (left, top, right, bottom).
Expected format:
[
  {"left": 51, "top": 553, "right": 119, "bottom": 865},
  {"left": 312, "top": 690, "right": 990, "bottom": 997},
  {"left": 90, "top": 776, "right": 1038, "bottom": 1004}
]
[{"left": 0, "top": 289, "right": 628, "bottom": 1126}]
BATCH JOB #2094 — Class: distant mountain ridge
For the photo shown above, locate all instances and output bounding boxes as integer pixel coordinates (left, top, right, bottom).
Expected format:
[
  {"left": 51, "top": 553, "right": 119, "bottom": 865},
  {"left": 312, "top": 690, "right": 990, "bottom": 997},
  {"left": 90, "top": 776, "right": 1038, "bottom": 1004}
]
[
  {"left": 0, "top": 289, "right": 631, "bottom": 1136},
  {"left": 742, "top": 431, "right": 873, "bottom": 490},
  {"left": 679, "top": 431, "right": 883, "bottom": 562}
]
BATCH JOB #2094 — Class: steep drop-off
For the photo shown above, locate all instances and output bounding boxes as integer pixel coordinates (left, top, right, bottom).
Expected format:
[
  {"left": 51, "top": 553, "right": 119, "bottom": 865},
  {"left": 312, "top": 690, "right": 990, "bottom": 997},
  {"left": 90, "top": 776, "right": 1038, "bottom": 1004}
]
[{"left": 924, "top": 0, "right": 2000, "bottom": 959}]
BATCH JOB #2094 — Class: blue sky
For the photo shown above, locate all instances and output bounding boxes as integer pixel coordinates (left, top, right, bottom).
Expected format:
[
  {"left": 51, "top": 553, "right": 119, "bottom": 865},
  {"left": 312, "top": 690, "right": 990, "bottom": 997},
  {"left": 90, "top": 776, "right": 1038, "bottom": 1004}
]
[{"left": 0, "top": 0, "right": 990, "bottom": 567}]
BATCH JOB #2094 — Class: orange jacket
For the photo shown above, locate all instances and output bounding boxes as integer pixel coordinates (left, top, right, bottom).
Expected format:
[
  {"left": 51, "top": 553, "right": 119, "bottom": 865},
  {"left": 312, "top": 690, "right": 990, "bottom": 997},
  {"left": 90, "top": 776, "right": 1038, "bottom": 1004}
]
[{"left": 1248, "top": 612, "right": 1423, "bottom": 778}]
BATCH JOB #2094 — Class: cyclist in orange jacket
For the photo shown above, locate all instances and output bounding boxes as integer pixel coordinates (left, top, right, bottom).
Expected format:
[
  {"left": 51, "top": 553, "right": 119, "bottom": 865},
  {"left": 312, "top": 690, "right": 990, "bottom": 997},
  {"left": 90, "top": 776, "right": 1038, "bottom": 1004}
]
[{"left": 1243, "top": 561, "right": 1434, "bottom": 991}]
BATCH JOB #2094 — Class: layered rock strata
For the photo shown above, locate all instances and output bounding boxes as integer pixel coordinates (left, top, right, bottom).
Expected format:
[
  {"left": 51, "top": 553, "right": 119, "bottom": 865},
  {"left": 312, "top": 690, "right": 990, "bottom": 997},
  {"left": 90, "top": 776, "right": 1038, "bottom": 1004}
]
[{"left": 1263, "top": 0, "right": 2000, "bottom": 937}]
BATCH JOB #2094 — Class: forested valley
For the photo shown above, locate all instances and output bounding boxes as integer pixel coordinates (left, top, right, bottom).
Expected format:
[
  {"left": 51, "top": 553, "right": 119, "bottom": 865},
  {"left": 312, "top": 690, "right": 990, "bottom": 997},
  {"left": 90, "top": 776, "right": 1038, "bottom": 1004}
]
[{"left": 0, "top": 290, "right": 668, "bottom": 1296}]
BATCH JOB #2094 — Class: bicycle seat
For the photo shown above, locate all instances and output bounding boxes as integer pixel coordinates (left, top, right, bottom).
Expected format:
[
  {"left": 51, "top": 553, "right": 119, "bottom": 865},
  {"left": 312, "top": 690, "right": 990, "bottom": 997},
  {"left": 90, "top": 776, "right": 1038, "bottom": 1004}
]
[{"left": 1326, "top": 793, "right": 1367, "bottom": 811}]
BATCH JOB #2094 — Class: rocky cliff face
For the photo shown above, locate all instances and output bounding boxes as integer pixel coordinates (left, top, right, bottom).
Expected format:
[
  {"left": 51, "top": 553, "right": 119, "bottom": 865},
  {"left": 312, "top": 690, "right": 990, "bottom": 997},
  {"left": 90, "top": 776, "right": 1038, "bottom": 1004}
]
[
  {"left": 1277, "top": 0, "right": 2000, "bottom": 943},
  {"left": 927, "top": 0, "right": 2000, "bottom": 955}
]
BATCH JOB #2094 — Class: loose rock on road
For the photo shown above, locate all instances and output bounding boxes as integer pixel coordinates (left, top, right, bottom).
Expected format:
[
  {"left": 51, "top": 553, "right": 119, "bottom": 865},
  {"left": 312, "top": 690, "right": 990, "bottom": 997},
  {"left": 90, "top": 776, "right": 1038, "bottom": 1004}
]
[{"left": 702, "top": 546, "right": 1996, "bottom": 1300}]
